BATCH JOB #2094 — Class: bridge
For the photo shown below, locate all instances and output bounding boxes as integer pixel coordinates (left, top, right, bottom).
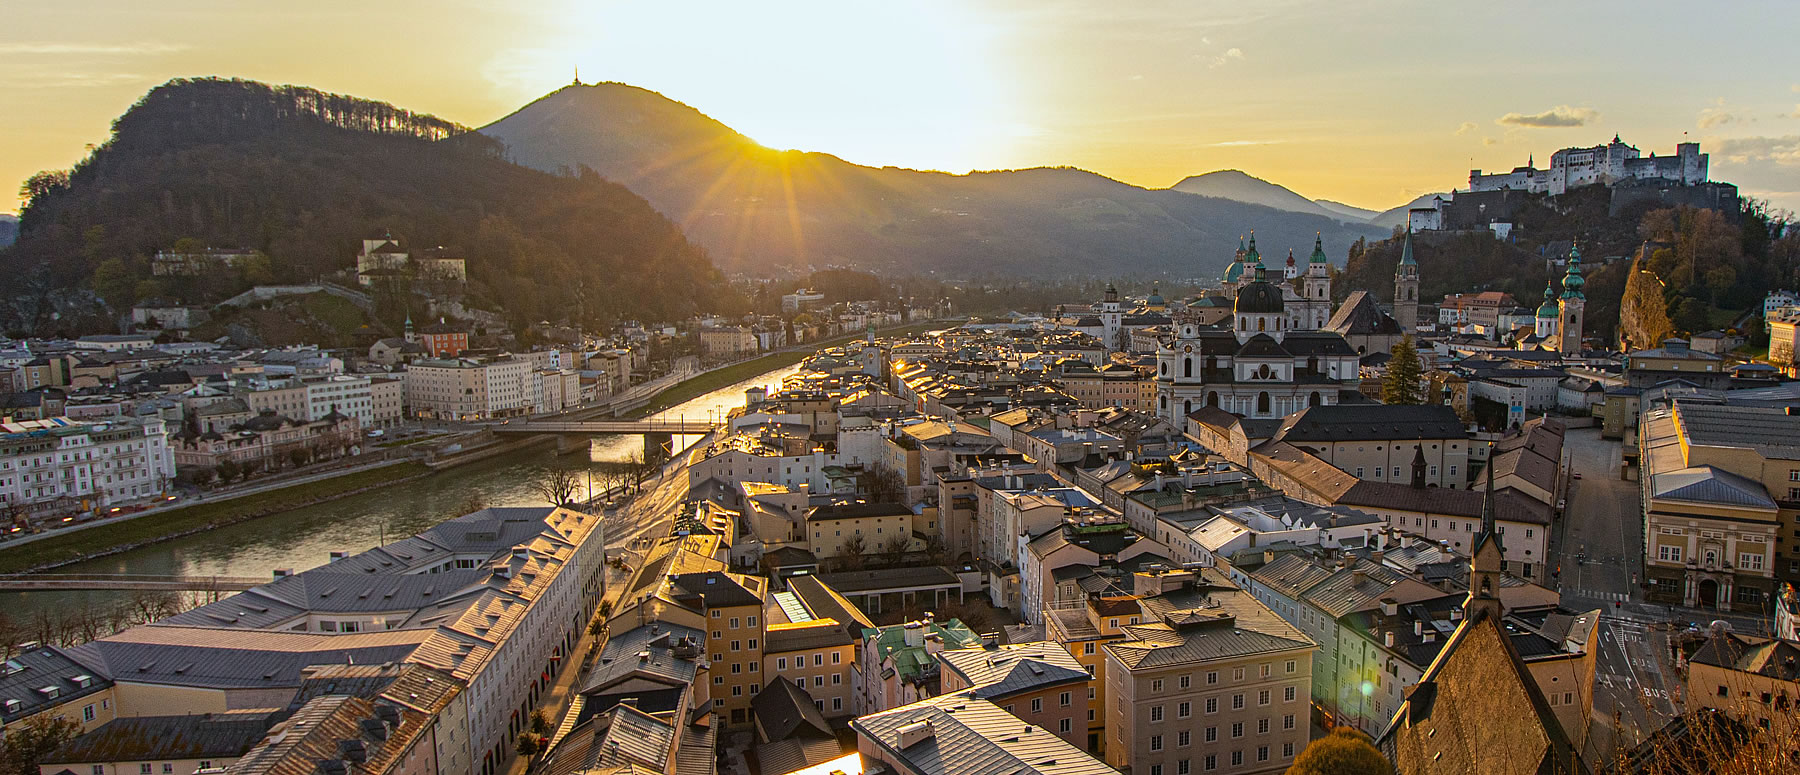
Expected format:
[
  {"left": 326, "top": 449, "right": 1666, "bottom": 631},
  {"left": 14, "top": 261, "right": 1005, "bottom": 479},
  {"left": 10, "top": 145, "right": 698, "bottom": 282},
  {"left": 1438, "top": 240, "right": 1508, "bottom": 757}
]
[
  {"left": 0, "top": 574, "right": 266, "bottom": 592},
  {"left": 489, "top": 419, "right": 720, "bottom": 436}
]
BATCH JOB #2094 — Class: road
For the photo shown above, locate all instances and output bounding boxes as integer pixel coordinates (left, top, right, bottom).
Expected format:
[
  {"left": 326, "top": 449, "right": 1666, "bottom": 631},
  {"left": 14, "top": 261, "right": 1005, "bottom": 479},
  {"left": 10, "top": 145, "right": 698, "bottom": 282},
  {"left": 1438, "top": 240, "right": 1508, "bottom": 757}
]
[
  {"left": 501, "top": 436, "right": 699, "bottom": 775},
  {"left": 1550, "top": 428, "right": 1677, "bottom": 760}
]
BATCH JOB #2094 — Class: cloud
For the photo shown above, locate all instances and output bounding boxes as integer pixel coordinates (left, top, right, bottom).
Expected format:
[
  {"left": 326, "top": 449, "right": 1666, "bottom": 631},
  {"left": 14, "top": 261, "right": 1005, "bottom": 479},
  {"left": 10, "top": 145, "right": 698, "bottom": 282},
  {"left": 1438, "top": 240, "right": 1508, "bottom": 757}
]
[
  {"left": 1713, "top": 135, "right": 1800, "bottom": 166},
  {"left": 1455, "top": 121, "right": 1477, "bottom": 136},
  {"left": 1698, "top": 98, "right": 1746, "bottom": 129},
  {"left": 1206, "top": 47, "right": 1245, "bottom": 68},
  {"left": 1495, "top": 105, "right": 1599, "bottom": 128},
  {"left": 1483, "top": 137, "right": 1500, "bottom": 146},
  {"left": 1208, "top": 139, "right": 1280, "bottom": 147},
  {"left": 6, "top": 72, "right": 151, "bottom": 89},
  {"left": 0, "top": 42, "right": 186, "bottom": 56}
]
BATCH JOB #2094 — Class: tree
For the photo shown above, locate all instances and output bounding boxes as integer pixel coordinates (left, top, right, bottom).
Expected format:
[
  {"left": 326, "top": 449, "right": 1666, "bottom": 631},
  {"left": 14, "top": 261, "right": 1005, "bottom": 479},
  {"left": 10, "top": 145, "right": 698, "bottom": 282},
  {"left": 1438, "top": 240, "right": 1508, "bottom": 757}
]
[
  {"left": 89, "top": 258, "right": 137, "bottom": 311},
  {"left": 840, "top": 533, "right": 868, "bottom": 570},
  {"left": 857, "top": 466, "right": 906, "bottom": 502},
  {"left": 215, "top": 459, "right": 242, "bottom": 484},
  {"left": 1674, "top": 297, "right": 1711, "bottom": 335},
  {"left": 514, "top": 733, "right": 540, "bottom": 758},
  {"left": 880, "top": 534, "right": 911, "bottom": 566},
  {"left": 0, "top": 715, "right": 81, "bottom": 775},
  {"left": 1382, "top": 336, "right": 1424, "bottom": 406},
  {"left": 1621, "top": 258, "right": 1676, "bottom": 349},
  {"left": 18, "top": 170, "right": 69, "bottom": 206},
  {"left": 530, "top": 710, "right": 550, "bottom": 735},
  {"left": 1286, "top": 726, "right": 1390, "bottom": 775},
  {"left": 533, "top": 467, "right": 583, "bottom": 507}
]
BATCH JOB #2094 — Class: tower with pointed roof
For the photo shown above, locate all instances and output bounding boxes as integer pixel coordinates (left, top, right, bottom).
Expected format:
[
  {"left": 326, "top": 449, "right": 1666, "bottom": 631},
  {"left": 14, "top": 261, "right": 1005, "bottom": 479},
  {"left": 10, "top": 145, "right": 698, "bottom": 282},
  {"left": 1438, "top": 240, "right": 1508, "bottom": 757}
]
[
  {"left": 1100, "top": 282, "right": 1124, "bottom": 352},
  {"left": 1558, "top": 244, "right": 1585, "bottom": 353},
  {"left": 1467, "top": 462, "right": 1505, "bottom": 621},
  {"left": 1220, "top": 237, "right": 1249, "bottom": 299},
  {"left": 1394, "top": 227, "right": 1420, "bottom": 334},
  {"left": 1533, "top": 278, "right": 1559, "bottom": 341},
  {"left": 1294, "top": 233, "right": 1334, "bottom": 330}
]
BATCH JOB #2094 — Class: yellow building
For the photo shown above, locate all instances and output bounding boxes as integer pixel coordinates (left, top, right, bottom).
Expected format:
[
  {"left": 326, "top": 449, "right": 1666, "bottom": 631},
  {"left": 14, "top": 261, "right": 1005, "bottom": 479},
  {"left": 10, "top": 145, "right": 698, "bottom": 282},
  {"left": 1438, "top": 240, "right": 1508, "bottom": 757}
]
[
  {"left": 1042, "top": 596, "right": 1139, "bottom": 754},
  {"left": 1685, "top": 632, "right": 1800, "bottom": 735}
]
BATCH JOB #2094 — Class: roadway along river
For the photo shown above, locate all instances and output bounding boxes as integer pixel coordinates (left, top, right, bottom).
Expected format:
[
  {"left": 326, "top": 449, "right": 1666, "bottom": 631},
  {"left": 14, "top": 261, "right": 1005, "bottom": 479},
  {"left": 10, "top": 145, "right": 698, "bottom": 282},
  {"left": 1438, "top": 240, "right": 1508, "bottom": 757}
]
[{"left": 0, "top": 363, "right": 801, "bottom": 622}]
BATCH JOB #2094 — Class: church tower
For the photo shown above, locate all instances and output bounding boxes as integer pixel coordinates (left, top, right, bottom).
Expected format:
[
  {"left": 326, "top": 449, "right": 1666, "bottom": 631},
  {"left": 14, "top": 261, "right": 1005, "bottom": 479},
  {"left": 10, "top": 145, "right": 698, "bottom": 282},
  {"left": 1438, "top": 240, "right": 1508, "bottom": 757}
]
[
  {"left": 1558, "top": 244, "right": 1586, "bottom": 354},
  {"left": 1466, "top": 462, "right": 1505, "bottom": 621},
  {"left": 1303, "top": 233, "right": 1333, "bottom": 330},
  {"left": 1394, "top": 227, "right": 1420, "bottom": 333},
  {"left": 1534, "top": 278, "right": 1558, "bottom": 341}
]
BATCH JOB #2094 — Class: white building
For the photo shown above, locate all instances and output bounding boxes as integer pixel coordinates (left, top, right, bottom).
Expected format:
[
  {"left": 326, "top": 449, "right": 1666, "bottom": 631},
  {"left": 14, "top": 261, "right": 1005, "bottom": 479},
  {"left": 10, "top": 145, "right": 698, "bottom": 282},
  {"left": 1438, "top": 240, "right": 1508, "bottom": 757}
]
[
  {"left": 0, "top": 416, "right": 174, "bottom": 515},
  {"left": 303, "top": 375, "right": 373, "bottom": 428},
  {"left": 404, "top": 358, "right": 538, "bottom": 421},
  {"left": 1468, "top": 137, "right": 1707, "bottom": 196}
]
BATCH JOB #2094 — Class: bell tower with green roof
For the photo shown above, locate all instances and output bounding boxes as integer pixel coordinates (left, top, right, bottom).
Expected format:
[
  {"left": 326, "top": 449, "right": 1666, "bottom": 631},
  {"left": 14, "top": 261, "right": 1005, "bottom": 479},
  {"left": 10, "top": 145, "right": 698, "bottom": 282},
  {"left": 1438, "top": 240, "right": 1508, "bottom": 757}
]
[{"left": 1558, "top": 244, "right": 1586, "bottom": 353}]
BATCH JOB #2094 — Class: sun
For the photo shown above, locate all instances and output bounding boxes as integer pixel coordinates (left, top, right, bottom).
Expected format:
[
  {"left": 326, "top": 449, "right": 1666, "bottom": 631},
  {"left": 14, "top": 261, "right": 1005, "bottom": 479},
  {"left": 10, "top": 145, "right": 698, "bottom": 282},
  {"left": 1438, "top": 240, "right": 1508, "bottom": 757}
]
[{"left": 530, "top": 0, "right": 1016, "bottom": 174}]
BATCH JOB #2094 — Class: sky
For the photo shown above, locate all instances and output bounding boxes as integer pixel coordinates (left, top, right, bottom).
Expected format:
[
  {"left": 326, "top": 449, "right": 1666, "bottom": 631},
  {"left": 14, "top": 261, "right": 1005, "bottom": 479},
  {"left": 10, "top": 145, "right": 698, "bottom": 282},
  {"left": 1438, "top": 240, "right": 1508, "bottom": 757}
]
[{"left": 5, "top": 0, "right": 1800, "bottom": 215}]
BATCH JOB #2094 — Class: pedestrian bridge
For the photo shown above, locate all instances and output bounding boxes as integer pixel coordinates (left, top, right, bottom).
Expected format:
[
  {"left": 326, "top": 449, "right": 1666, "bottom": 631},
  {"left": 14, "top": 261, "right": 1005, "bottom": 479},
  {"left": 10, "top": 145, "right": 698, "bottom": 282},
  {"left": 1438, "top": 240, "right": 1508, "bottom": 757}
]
[
  {"left": 0, "top": 574, "right": 265, "bottom": 592},
  {"left": 489, "top": 419, "right": 719, "bottom": 436}
]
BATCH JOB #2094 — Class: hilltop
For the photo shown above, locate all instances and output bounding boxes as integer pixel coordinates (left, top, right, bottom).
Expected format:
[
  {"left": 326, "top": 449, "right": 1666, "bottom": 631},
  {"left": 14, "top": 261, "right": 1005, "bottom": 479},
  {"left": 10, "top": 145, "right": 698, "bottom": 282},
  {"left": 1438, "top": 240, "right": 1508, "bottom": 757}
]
[
  {"left": 3, "top": 78, "right": 739, "bottom": 336},
  {"left": 1169, "top": 169, "right": 1354, "bottom": 222},
  {"left": 479, "top": 83, "right": 1387, "bottom": 279}
]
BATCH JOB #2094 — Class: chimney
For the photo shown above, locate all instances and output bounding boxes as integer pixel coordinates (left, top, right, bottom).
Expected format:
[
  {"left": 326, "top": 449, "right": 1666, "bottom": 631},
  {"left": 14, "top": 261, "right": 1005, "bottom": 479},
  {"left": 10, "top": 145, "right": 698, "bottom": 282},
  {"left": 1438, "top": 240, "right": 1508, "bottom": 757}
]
[
  {"left": 1413, "top": 620, "right": 1423, "bottom": 636},
  {"left": 272, "top": 568, "right": 293, "bottom": 579},
  {"left": 903, "top": 621, "right": 925, "bottom": 648},
  {"left": 897, "top": 720, "right": 935, "bottom": 749},
  {"left": 328, "top": 550, "right": 348, "bottom": 563},
  {"left": 1380, "top": 598, "right": 1397, "bottom": 616},
  {"left": 1384, "top": 631, "right": 1396, "bottom": 647},
  {"left": 1450, "top": 607, "right": 1463, "bottom": 621}
]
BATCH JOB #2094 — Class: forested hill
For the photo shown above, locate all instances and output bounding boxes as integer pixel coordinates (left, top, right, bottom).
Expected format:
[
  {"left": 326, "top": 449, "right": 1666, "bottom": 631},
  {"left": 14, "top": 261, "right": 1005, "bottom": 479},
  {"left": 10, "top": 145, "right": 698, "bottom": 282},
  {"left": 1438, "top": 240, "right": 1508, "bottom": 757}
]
[
  {"left": 1338, "top": 187, "right": 1798, "bottom": 348},
  {"left": 4, "top": 78, "right": 740, "bottom": 335}
]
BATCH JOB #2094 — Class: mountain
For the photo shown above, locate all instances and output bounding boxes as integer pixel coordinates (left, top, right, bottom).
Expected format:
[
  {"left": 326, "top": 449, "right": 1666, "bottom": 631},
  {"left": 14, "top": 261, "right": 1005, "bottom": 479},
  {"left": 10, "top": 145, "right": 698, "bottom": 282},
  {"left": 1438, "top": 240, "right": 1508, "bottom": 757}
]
[
  {"left": 0, "top": 214, "right": 15, "bottom": 248},
  {"left": 1167, "top": 170, "right": 1351, "bottom": 221},
  {"left": 1370, "top": 193, "right": 1451, "bottom": 231},
  {"left": 479, "top": 84, "right": 1386, "bottom": 279},
  {"left": 4, "top": 78, "right": 736, "bottom": 335},
  {"left": 1313, "top": 199, "right": 1379, "bottom": 221}
]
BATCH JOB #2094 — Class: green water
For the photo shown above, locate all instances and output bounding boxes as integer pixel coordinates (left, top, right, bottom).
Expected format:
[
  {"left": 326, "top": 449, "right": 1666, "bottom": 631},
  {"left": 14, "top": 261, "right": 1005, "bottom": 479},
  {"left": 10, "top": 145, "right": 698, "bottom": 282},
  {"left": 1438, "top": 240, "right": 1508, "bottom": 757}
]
[{"left": 2, "top": 363, "right": 799, "bottom": 621}]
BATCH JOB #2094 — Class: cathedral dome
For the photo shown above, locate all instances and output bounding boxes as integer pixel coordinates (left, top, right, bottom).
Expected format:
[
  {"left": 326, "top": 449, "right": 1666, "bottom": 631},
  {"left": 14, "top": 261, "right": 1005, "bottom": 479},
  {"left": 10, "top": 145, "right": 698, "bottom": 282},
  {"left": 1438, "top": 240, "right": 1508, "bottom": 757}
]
[
  {"left": 1234, "top": 280, "right": 1285, "bottom": 315},
  {"left": 1222, "top": 260, "right": 1245, "bottom": 284}
]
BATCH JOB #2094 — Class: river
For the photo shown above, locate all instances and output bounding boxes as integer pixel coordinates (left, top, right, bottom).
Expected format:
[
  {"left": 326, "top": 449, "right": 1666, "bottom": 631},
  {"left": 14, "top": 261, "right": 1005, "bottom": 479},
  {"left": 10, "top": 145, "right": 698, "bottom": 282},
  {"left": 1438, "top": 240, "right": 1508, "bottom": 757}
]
[{"left": 2, "top": 363, "right": 801, "bottom": 621}]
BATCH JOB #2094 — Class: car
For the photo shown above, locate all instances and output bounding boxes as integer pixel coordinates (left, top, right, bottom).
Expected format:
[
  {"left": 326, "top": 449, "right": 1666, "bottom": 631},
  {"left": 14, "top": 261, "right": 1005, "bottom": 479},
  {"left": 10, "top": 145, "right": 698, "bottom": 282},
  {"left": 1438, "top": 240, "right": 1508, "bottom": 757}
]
[
  {"left": 1571, "top": 472, "right": 1583, "bottom": 480},
  {"left": 367, "top": 429, "right": 385, "bottom": 438}
]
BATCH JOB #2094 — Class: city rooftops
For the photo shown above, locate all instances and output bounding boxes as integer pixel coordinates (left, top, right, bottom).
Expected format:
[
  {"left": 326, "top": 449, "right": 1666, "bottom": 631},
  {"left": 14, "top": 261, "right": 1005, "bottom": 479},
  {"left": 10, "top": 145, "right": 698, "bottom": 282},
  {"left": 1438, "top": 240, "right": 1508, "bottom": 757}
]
[{"left": 853, "top": 695, "right": 1119, "bottom": 775}]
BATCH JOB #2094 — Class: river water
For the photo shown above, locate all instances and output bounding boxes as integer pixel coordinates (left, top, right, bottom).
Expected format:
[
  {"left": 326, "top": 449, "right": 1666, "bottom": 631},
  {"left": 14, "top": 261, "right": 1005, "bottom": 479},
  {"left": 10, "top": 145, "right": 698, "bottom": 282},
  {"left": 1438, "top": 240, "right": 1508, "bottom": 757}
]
[{"left": 3, "top": 363, "right": 800, "bottom": 621}]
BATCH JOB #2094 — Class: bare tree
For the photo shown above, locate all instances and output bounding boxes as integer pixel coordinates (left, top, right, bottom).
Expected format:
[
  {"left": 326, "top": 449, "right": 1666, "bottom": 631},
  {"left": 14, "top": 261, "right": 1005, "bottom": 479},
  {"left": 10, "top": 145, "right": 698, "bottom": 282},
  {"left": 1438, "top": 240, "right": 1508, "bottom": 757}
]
[
  {"left": 533, "top": 467, "right": 582, "bottom": 507},
  {"left": 880, "top": 533, "right": 911, "bottom": 566},
  {"left": 840, "top": 533, "right": 867, "bottom": 570}
]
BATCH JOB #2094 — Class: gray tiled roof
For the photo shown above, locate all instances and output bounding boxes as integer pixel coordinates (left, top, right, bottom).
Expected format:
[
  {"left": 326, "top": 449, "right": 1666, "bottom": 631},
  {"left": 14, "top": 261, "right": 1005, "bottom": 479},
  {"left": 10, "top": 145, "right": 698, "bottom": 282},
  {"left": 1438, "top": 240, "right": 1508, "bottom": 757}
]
[
  {"left": 937, "top": 642, "right": 1089, "bottom": 700},
  {"left": 751, "top": 676, "right": 833, "bottom": 742},
  {"left": 43, "top": 710, "right": 282, "bottom": 764},
  {"left": 1650, "top": 465, "right": 1776, "bottom": 509},
  {"left": 581, "top": 623, "right": 705, "bottom": 696},
  {"left": 853, "top": 695, "right": 1119, "bottom": 775},
  {"left": 0, "top": 647, "right": 111, "bottom": 725},
  {"left": 1108, "top": 586, "right": 1312, "bottom": 669},
  {"left": 1272, "top": 403, "right": 1466, "bottom": 443}
]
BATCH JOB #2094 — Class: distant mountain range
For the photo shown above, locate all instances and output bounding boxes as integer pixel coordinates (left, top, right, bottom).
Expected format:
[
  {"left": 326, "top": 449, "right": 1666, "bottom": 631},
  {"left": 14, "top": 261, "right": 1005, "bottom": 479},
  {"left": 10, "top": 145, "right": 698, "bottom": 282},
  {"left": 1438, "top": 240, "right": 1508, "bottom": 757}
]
[
  {"left": 480, "top": 84, "right": 1389, "bottom": 279},
  {"left": 1167, "top": 169, "right": 1447, "bottom": 233}
]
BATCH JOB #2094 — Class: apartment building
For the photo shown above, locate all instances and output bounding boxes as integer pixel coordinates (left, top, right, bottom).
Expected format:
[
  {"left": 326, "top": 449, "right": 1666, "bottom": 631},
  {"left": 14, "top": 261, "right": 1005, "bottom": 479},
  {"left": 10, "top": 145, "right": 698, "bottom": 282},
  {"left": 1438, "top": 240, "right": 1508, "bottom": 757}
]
[
  {"left": 762, "top": 578, "right": 866, "bottom": 720},
  {"left": 1103, "top": 573, "right": 1314, "bottom": 775},
  {"left": 67, "top": 505, "right": 607, "bottom": 775},
  {"left": 1045, "top": 595, "right": 1139, "bottom": 755},
  {"left": 855, "top": 617, "right": 983, "bottom": 715},
  {"left": 701, "top": 327, "right": 759, "bottom": 358},
  {"left": 1640, "top": 400, "right": 1798, "bottom": 610},
  {"left": 0, "top": 645, "right": 116, "bottom": 735},
  {"left": 938, "top": 642, "right": 1092, "bottom": 749},
  {"left": 237, "top": 380, "right": 310, "bottom": 420},
  {"left": 1262, "top": 404, "right": 1471, "bottom": 489},
  {"left": 0, "top": 416, "right": 173, "bottom": 516},
  {"left": 1685, "top": 632, "right": 1800, "bottom": 735},
  {"left": 303, "top": 374, "right": 373, "bottom": 428},
  {"left": 403, "top": 358, "right": 536, "bottom": 421},
  {"left": 369, "top": 376, "right": 404, "bottom": 428},
  {"left": 669, "top": 572, "right": 768, "bottom": 726},
  {"left": 855, "top": 694, "right": 1120, "bottom": 775}
]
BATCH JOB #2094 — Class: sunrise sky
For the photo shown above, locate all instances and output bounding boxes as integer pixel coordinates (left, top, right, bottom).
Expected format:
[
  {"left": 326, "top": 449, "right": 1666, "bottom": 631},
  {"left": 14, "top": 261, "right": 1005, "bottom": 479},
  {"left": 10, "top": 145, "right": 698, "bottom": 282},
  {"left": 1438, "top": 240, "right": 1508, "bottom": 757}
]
[{"left": 5, "top": 0, "right": 1799, "bottom": 214}]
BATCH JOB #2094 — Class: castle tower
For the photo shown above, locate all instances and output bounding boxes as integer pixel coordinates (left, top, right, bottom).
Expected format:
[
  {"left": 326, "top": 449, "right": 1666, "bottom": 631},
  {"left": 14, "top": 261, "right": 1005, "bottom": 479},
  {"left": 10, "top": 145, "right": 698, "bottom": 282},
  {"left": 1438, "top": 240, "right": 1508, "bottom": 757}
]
[
  {"left": 1394, "top": 227, "right": 1420, "bottom": 333},
  {"left": 1466, "top": 462, "right": 1505, "bottom": 621},
  {"left": 1534, "top": 279, "right": 1559, "bottom": 341},
  {"left": 1559, "top": 244, "right": 1586, "bottom": 353},
  {"left": 1304, "top": 233, "right": 1333, "bottom": 329}
]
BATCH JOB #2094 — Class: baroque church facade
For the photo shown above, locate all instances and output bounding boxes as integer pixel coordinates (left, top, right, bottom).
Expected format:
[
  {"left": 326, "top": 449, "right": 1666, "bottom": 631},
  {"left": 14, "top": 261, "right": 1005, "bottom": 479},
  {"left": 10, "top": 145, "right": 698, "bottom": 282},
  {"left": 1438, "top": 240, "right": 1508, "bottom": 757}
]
[{"left": 1154, "top": 232, "right": 1402, "bottom": 425}]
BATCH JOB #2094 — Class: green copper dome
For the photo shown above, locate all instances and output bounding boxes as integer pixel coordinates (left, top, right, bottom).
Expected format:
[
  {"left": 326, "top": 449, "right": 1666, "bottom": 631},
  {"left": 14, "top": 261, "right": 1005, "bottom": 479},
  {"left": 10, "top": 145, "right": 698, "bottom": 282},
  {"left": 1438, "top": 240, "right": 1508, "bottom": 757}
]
[
  {"left": 1222, "top": 259, "right": 1245, "bottom": 283},
  {"left": 1310, "top": 233, "right": 1329, "bottom": 264},
  {"left": 1561, "top": 244, "right": 1585, "bottom": 299},
  {"left": 1245, "top": 232, "right": 1261, "bottom": 265},
  {"left": 1536, "top": 280, "right": 1559, "bottom": 317},
  {"left": 1147, "top": 285, "right": 1164, "bottom": 306}
]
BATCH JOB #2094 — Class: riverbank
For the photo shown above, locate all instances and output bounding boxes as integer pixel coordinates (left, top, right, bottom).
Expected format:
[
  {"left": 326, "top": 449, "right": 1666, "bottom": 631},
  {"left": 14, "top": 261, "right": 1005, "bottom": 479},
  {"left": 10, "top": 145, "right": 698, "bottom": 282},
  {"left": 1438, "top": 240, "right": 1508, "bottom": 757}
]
[
  {"left": 0, "top": 462, "right": 431, "bottom": 574},
  {"left": 626, "top": 319, "right": 944, "bottom": 417}
]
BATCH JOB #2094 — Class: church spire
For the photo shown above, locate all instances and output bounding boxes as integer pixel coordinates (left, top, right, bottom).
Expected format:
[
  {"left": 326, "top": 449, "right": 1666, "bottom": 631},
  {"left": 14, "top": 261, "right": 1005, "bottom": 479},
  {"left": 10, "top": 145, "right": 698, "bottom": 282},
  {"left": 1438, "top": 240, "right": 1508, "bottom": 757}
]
[
  {"left": 1399, "top": 226, "right": 1417, "bottom": 267},
  {"left": 1466, "top": 460, "right": 1505, "bottom": 620},
  {"left": 1310, "top": 232, "right": 1328, "bottom": 264}
]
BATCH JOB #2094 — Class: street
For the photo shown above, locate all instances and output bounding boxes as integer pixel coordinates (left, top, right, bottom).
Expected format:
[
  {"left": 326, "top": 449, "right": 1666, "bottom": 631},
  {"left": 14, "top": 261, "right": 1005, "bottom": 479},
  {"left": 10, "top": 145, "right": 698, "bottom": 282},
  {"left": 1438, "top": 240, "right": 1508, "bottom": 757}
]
[{"left": 501, "top": 437, "right": 698, "bottom": 775}]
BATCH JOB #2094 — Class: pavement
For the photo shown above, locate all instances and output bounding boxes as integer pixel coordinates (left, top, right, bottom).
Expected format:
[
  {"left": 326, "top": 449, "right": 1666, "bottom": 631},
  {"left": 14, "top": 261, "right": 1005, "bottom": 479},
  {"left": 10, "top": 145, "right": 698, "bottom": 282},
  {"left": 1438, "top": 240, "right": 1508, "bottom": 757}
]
[
  {"left": 1548, "top": 428, "right": 1767, "bottom": 762},
  {"left": 501, "top": 436, "right": 697, "bottom": 775}
]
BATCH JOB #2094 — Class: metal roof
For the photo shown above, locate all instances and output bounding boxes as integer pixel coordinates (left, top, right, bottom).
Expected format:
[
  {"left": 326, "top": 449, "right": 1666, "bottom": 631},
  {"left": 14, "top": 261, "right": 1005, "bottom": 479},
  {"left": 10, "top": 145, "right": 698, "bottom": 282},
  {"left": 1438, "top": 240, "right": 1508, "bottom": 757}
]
[{"left": 853, "top": 695, "right": 1119, "bottom": 775}]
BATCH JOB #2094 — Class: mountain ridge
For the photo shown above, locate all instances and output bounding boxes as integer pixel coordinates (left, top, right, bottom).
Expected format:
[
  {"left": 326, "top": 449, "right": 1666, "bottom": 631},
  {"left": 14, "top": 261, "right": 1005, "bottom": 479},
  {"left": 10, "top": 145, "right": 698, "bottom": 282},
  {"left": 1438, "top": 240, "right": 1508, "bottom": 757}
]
[{"left": 479, "top": 83, "right": 1388, "bottom": 279}]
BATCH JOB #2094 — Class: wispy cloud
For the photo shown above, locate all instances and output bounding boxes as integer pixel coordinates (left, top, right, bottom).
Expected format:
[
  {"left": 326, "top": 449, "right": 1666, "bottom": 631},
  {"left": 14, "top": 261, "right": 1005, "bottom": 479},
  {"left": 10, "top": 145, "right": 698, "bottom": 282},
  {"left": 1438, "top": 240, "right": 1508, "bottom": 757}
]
[
  {"left": 1714, "top": 135, "right": 1800, "bottom": 166},
  {"left": 1483, "top": 137, "right": 1499, "bottom": 146},
  {"left": 0, "top": 42, "right": 186, "bottom": 57},
  {"left": 1206, "top": 47, "right": 1245, "bottom": 68},
  {"left": 1208, "top": 139, "right": 1280, "bottom": 147},
  {"left": 1496, "top": 105, "right": 1598, "bottom": 128},
  {"left": 5, "top": 72, "right": 151, "bottom": 89},
  {"left": 1698, "top": 98, "right": 1746, "bottom": 129},
  {"left": 1455, "top": 121, "right": 1477, "bottom": 136}
]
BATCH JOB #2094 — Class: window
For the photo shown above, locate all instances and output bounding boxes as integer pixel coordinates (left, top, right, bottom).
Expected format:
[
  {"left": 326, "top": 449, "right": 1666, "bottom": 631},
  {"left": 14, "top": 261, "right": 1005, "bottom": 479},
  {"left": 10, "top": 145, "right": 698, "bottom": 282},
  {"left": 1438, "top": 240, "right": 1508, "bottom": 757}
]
[
  {"left": 1258, "top": 718, "right": 1270, "bottom": 734},
  {"left": 1179, "top": 730, "right": 1191, "bottom": 746},
  {"left": 162, "top": 767, "right": 171, "bottom": 774},
  {"left": 1150, "top": 735, "right": 1164, "bottom": 752},
  {"left": 712, "top": 610, "right": 722, "bottom": 618},
  {"left": 1179, "top": 675, "right": 1190, "bottom": 689},
  {"left": 748, "top": 638, "right": 758, "bottom": 650},
  {"left": 1284, "top": 714, "right": 1296, "bottom": 730},
  {"left": 814, "top": 676, "right": 823, "bottom": 687},
  {"left": 732, "top": 686, "right": 742, "bottom": 696},
  {"left": 1178, "top": 761, "right": 1190, "bottom": 775},
  {"left": 1084, "top": 642, "right": 1095, "bottom": 655},
  {"left": 777, "top": 657, "right": 788, "bottom": 670},
  {"left": 730, "top": 640, "right": 741, "bottom": 651},
  {"left": 1740, "top": 552, "right": 1766, "bottom": 571},
  {"left": 1232, "top": 693, "right": 1244, "bottom": 710},
  {"left": 1285, "top": 660, "right": 1296, "bottom": 673},
  {"left": 92, "top": 768, "right": 103, "bottom": 775},
  {"left": 714, "top": 676, "right": 724, "bottom": 685},
  {"left": 1205, "top": 726, "right": 1217, "bottom": 742},
  {"left": 1283, "top": 742, "right": 1295, "bottom": 758},
  {"left": 832, "top": 652, "right": 841, "bottom": 664},
  {"left": 1178, "top": 701, "right": 1191, "bottom": 718},
  {"left": 749, "top": 662, "right": 758, "bottom": 673},
  {"left": 1032, "top": 698, "right": 1043, "bottom": 713},
  {"left": 1151, "top": 705, "right": 1164, "bottom": 722},
  {"left": 141, "top": 766, "right": 152, "bottom": 775},
  {"left": 1205, "top": 698, "right": 1217, "bottom": 714},
  {"left": 1258, "top": 689, "right": 1270, "bottom": 706},
  {"left": 83, "top": 704, "right": 96, "bottom": 721},
  {"left": 833, "top": 674, "right": 841, "bottom": 684},
  {"left": 1152, "top": 679, "right": 1164, "bottom": 692},
  {"left": 1658, "top": 545, "right": 1683, "bottom": 563},
  {"left": 1204, "top": 755, "right": 1216, "bottom": 771},
  {"left": 1059, "top": 718, "right": 1071, "bottom": 734},
  {"left": 814, "top": 654, "right": 824, "bottom": 666},
  {"left": 1231, "top": 752, "right": 1243, "bottom": 767},
  {"left": 834, "top": 697, "right": 842, "bottom": 711},
  {"left": 748, "top": 616, "right": 757, "bottom": 627},
  {"left": 730, "top": 617, "right": 739, "bottom": 628},
  {"left": 1060, "top": 691, "right": 1072, "bottom": 707},
  {"left": 1258, "top": 746, "right": 1269, "bottom": 762},
  {"left": 1231, "top": 722, "right": 1244, "bottom": 738},
  {"left": 1207, "top": 671, "right": 1218, "bottom": 684}
]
